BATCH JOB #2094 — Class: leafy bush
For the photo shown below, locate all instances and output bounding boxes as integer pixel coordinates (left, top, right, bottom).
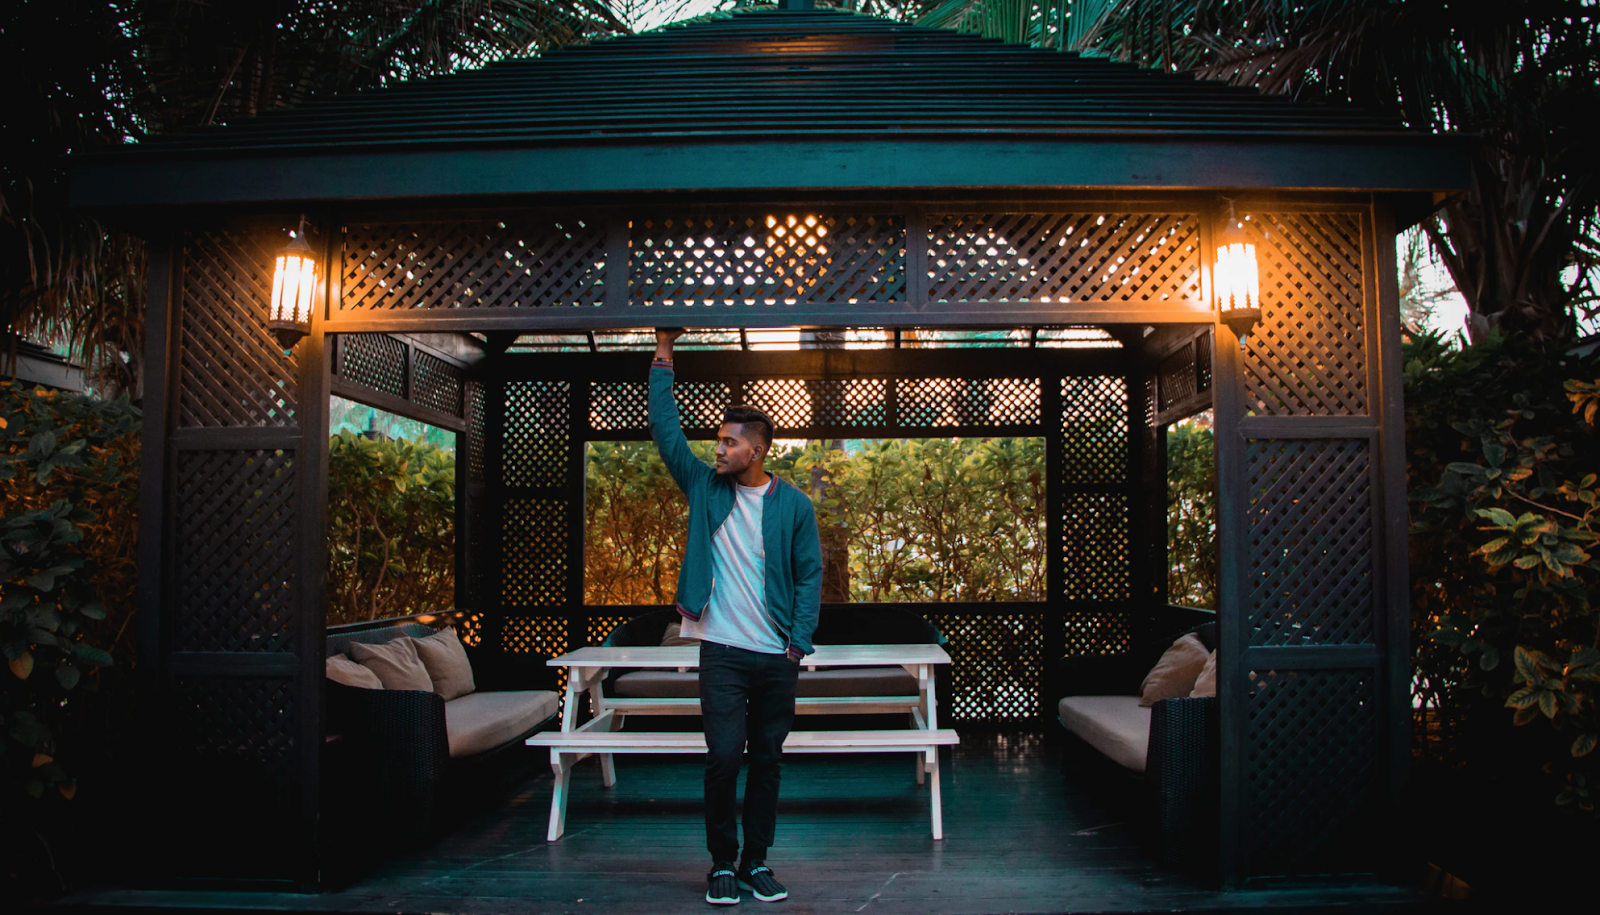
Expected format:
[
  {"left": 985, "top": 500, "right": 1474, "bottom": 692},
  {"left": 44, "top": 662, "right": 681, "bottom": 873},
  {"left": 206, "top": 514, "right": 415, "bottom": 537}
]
[
  {"left": 0, "top": 382, "right": 139, "bottom": 890},
  {"left": 584, "top": 437, "right": 1047, "bottom": 604},
  {"left": 1407, "top": 333, "right": 1600, "bottom": 814},
  {"left": 326, "top": 431, "right": 455, "bottom": 626},
  {"left": 1167, "top": 419, "right": 1217, "bottom": 609}
]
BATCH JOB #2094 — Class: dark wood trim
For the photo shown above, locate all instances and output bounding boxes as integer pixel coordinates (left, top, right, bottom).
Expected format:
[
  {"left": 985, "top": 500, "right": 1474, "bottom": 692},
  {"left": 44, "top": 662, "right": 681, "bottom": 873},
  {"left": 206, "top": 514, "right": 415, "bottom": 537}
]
[
  {"left": 136, "top": 233, "right": 177, "bottom": 706},
  {"left": 324, "top": 302, "right": 1213, "bottom": 332},
  {"left": 169, "top": 428, "right": 305, "bottom": 450},
  {"left": 167, "top": 652, "right": 301, "bottom": 677},
  {"left": 1153, "top": 389, "right": 1214, "bottom": 428},
  {"left": 1236, "top": 415, "right": 1377, "bottom": 438},
  {"left": 1238, "top": 645, "right": 1381, "bottom": 669},
  {"left": 329, "top": 376, "right": 469, "bottom": 432},
  {"left": 509, "top": 348, "right": 1129, "bottom": 379},
  {"left": 1370, "top": 197, "right": 1413, "bottom": 834},
  {"left": 1203, "top": 200, "right": 1246, "bottom": 890}
]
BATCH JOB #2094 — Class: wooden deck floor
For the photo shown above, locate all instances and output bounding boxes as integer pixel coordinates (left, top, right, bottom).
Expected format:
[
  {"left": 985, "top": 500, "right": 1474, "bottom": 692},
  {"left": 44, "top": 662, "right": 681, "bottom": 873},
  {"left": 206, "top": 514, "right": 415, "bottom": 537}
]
[{"left": 60, "top": 732, "right": 1424, "bottom": 915}]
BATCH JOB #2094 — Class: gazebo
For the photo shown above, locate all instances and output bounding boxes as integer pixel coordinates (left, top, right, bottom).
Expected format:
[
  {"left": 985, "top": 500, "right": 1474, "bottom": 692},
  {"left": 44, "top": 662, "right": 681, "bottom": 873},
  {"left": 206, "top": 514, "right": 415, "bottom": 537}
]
[{"left": 71, "top": 2, "right": 1465, "bottom": 896}]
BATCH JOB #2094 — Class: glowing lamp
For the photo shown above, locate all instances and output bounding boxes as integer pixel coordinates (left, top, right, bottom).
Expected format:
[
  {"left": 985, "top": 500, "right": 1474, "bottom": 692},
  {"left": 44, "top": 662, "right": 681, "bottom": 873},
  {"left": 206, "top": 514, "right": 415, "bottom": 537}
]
[
  {"left": 269, "top": 222, "right": 316, "bottom": 349},
  {"left": 1215, "top": 203, "right": 1261, "bottom": 346}
]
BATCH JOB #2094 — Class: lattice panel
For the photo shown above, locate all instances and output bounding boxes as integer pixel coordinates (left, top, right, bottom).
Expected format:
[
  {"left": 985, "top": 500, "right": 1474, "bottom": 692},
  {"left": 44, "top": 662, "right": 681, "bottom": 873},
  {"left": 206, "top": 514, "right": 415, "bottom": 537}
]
[
  {"left": 412, "top": 349, "right": 464, "bottom": 416},
  {"left": 923, "top": 612, "right": 1045, "bottom": 723},
  {"left": 502, "top": 497, "right": 569, "bottom": 606},
  {"left": 169, "top": 676, "right": 296, "bottom": 810},
  {"left": 1061, "top": 493, "right": 1131, "bottom": 601},
  {"left": 1244, "top": 669, "right": 1376, "bottom": 875},
  {"left": 466, "top": 380, "right": 486, "bottom": 481},
  {"left": 1060, "top": 376, "right": 1128, "bottom": 484},
  {"left": 675, "top": 381, "right": 733, "bottom": 431},
  {"left": 742, "top": 379, "right": 813, "bottom": 428},
  {"left": 897, "top": 378, "right": 1040, "bottom": 427},
  {"left": 590, "top": 381, "right": 649, "bottom": 431},
  {"left": 342, "top": 219, "right": 607, "bottom": 310},
  {"left": 1063, "top": 610, "right": 1131, "bottom": 656},
  {"left": 1241, "top": 212, "right": 1368, "bottom": 416},
  {"left": 339, "top": 333, "right": 407, "bottom": 398},
  {"left": 1245, "top": 440, "right": 1374, "bottom": 646},
  {"left": 502, "top": 614, "right": 571, "bottom": 699},
  {"left": 504, "top": 381, "right": 570, "bottom": 487},
  {"left": 179, "top": 229, "right": 298, "bottom": 427},
  {"left": 1158, "top": 344, "right": 1199, "bottom": 411},
  {"left": 173, "top": 450, "right": 296, "bottom": 653},
  {"left": 926, "top": 212, "right": 1202, "bottom": 304},
  {"left": 587, "top": 615, "right": 629, "bottom": 646},
  {"left": 630, "top": 214, "right": 905, "bottom": 306},
  {"left": 458, "top": 612, "right": 485, "bottom": 647},
  {"left": 500, "top": 614, "right": 569, "bottom": 656},
  {"left": 809, "top": 378, "right": 888, "bottom": 427}
]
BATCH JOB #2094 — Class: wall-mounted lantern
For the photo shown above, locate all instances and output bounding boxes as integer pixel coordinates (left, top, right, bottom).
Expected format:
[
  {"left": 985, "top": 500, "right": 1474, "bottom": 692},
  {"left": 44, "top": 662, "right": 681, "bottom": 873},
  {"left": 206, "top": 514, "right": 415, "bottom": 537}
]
[
  {"left": 268, "top": 217, "right": 316, "bottom": 349},
  {"left": 1215, "top": 200, "right": 1261, "bottom": 347}
]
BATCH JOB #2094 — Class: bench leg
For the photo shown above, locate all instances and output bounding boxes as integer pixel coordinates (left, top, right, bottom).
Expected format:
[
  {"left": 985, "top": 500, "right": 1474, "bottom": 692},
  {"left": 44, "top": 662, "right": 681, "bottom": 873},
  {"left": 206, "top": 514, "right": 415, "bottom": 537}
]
[
  {"left": 548, "top": 754, "right": 573, "bottom": 841},
  {"left": 927, "top": 749, "right": 943, "bottom": 841},
  {"left": 599, "top": 714, "right": 620, "bottom": 788}
]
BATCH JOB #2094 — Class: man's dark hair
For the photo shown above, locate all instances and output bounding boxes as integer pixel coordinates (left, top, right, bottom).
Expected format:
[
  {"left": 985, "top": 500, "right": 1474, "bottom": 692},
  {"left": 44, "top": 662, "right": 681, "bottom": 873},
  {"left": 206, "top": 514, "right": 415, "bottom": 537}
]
[{"left": 722, "top": 404, "right": 774, "bottom": 452}]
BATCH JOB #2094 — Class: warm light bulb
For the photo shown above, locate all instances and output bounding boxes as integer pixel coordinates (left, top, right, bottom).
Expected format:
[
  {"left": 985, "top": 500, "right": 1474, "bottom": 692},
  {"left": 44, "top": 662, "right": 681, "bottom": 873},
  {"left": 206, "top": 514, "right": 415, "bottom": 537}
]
[
  {"left": 269, "top": 230, "right": 316, "bottom": 348},
  {"left": 1215, "top": 241, "right": 1260, "bottom": 313}
]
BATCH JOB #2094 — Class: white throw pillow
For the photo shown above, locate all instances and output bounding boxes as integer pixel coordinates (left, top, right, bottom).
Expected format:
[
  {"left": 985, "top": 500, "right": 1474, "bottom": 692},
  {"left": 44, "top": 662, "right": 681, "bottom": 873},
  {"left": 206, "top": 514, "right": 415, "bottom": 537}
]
[
  {"left": 411, "top": 627, "right": 476, "bottom": 701},
  {"left": 326, "top": 654, "right": 383, "bottom": 690},
  {"left": 350, "top": 636, "right": 435, "bottom": 692}
]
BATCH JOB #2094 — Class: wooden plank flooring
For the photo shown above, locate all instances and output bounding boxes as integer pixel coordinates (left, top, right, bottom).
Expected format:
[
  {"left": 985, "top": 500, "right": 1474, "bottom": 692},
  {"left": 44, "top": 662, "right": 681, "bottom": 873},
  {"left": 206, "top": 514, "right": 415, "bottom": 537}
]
[{"left": 59, "top": 732, "right": 1422, "bottom": 915}]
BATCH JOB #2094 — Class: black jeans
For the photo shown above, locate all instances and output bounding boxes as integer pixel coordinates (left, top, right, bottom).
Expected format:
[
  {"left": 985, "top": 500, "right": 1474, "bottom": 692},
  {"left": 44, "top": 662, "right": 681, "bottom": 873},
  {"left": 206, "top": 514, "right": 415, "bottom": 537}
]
[{"left": 698, "top": 640, "right": 800, "bottom": 863}]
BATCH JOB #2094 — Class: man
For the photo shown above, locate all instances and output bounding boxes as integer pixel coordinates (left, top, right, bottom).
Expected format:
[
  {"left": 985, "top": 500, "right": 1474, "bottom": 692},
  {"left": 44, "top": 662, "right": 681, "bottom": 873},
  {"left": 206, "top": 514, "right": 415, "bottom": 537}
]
[{"left": 648, "top": 327, "right": 823, "bottom": 906}]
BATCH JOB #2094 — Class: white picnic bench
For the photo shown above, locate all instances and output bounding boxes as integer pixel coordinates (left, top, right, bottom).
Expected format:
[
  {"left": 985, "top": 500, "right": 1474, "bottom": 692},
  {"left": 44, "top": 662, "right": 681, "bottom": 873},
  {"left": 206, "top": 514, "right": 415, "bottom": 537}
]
[{"left": 526, "top": 644, "right": 958, "bottom": 841}]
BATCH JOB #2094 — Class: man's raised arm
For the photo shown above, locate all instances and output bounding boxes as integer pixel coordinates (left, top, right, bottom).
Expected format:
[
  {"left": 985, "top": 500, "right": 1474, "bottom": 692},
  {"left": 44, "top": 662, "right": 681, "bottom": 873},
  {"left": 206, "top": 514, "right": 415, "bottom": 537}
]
[{"left": 648, "top": 328, "right": 711, "bottom": 492}]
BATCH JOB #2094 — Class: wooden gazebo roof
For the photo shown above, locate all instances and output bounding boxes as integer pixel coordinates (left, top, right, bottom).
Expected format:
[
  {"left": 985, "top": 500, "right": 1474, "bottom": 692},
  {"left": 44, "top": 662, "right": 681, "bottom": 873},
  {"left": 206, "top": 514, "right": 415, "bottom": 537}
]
[{"left": 70, "top": 7, "right": 1465, "bottom": 210}]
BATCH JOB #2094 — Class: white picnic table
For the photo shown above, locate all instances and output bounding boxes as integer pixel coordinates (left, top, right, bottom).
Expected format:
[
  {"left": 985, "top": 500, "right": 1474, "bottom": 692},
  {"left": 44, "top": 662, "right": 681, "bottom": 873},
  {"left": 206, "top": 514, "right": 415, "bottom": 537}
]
[{"left": 527, "top": 643, "right": 958, "bottom": 840}]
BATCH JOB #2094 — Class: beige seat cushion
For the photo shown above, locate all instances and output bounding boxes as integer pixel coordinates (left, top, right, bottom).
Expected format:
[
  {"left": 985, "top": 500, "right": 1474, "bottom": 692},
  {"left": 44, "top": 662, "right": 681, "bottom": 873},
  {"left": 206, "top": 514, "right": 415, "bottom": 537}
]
[
  {"left": 1190, "top": 649, "right": 1218, "bottom": 698},
  {"left": 350, "top": 637, "right": 434, "bottom": 692},
  {"left": 611, "top": 666, "right": 919, "bottom": 699},
  {"left": 445, "top": 690, "right": 560, "bottom": 759},
  {"left": 326, "top": 655, "right": 383, "bottom": 690},
  {"left": 1058, "top": 695, "right": 1151, "bottom": 773},
  {"left": 412, "top": 627, "right": 476, "bottom": 701},
  {"left": 1139, "top": 633, "right": 1210, "bottom": 706}
]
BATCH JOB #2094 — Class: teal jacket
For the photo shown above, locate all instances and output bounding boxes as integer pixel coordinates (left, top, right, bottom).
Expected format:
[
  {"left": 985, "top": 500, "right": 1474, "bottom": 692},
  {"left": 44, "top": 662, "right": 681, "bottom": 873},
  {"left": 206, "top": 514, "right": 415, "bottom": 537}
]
[{"left": 648, "top": 359, "right": 822, "bottom": 661}]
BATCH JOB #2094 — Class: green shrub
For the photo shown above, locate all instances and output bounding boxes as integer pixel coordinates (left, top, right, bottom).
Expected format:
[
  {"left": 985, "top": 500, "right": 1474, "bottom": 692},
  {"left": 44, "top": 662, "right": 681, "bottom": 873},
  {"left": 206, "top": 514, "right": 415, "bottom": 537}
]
[
  {"left": 1167, "top": 420, "right": 1217, "bottom": 609},
  {"left": 326, "top": 431, "right": 456, "bottom": 625},
  {"left": 1407, "top": 332, "right": 1600, "bottom": 813}
]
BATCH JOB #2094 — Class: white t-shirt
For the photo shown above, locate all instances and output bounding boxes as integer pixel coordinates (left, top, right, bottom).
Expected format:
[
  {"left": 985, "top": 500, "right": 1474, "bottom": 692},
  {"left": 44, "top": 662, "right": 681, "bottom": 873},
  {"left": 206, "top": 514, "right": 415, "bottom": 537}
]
[{"left": 681, "top": 481, "right": 785, "bottom": 654}]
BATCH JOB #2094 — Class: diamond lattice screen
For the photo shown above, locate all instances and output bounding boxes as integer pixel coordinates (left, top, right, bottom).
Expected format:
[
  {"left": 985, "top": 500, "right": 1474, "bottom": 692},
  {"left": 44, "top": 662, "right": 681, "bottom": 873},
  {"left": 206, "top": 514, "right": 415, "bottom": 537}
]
[
  {"left": 1061, "top": 376, "right": 1129, "bottom": 484},
  {"left": 342, "top": 219, "right": 607, "bottom": 310},
  {"left": 412, "top": 350, "right": 465, "bottom": 416},
  {"left": 179, "top": 229, "right": 298, "bottom": 427},
  {"left": 897, "top": 378, "right": 1040, "bottom": 427},
  {"left": 170, "top": 677, "right": 297, "bottom": 810},
  {"left": 173, "top": 450, "right": 297, "bottom": 653},
  {"left": 630, "top": 214, "right": 905, "bottom": 306},
  {"left": 1062, "top": 610, "right": 1132, "bottom": 656},
  {"left": 339, "top": 333, "right": 407, "bottom": 398},
  {"left": 504, "top": 381, "right": 570, "bottom": 487},
  {"left": 1245, "top": 440, "right": 1374, "bottom": 646},
  {"left": 466, "top": 380, "right": 486, "bottom": 482},
  {"left": 502, "top": 497, "right": 569, "bottom": 607},
  {"left": 924, "top": 612, "right": 1045, "bottom": 723},
  {"left": 926, "top": 212, "right": 1202, "bottom": 304},
  {"left": 1060, "top": 492, "right": 1131, "bottom": 601},
  {"left": 1241, "top": 212, "right": 1368, "bottom": 416},
  {"left": 590, "top": 381, "right": 649, "bottom": 432},
  {"left": 1244, "top": 669, "right": 1377, "bottom": 875}
]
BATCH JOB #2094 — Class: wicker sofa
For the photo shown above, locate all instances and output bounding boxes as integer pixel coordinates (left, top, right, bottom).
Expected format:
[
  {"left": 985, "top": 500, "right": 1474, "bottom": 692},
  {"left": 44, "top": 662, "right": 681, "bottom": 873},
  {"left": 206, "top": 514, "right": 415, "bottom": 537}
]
[
  {"left": 1045, "top": 609, "right": 1219, "bottom": 872},
  {"left": 600, "top": 605, "right": 951, "bottom": 716},
  {"left": 324, "top": 622, "right": 561, "bottom": 846}
]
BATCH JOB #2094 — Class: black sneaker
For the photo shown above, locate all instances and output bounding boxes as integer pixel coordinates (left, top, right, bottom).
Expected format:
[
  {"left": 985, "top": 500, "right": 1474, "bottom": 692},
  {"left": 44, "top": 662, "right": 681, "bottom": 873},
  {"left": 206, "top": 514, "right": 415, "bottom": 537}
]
[
  {"left": 706, "top": 862, "right": 741, "bottom": 905},
  {"left": 737, "top": 863, "right": 788, "bottom": 902}
]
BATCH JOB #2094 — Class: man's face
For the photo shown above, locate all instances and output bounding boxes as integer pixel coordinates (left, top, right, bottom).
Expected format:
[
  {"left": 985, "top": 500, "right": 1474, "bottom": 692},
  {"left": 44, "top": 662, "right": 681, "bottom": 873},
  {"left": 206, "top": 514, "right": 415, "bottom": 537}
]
[{"left": 714, "top": 423, "right": 764, "bottom": 476}]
